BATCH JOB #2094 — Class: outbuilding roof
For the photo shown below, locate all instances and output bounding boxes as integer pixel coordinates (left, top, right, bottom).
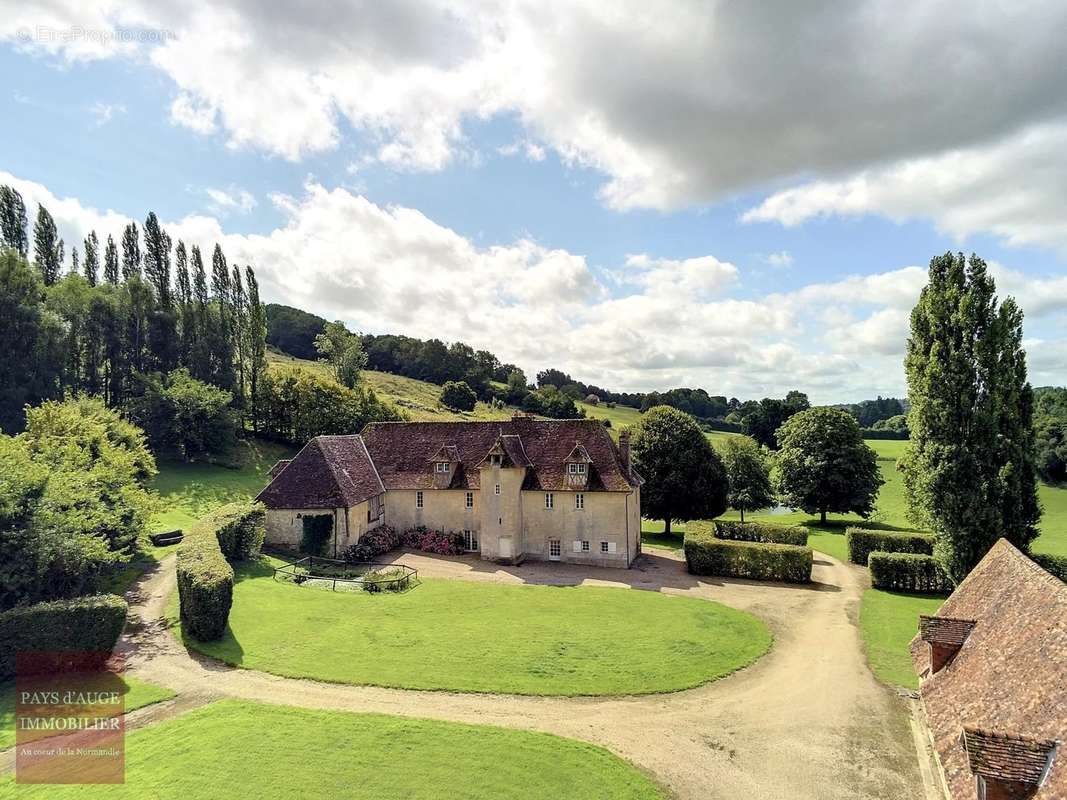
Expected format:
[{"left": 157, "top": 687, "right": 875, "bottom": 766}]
[{"left": 910, "top": 539, "right": 1066, "bottom": 799}]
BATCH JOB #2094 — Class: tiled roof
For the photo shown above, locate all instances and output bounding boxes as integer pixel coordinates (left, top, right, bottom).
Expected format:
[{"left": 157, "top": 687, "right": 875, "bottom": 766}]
[
  {"left": 961, "top": 729, "right": 1059, "bottom": 786},
  {"left": 257, "top": 418, "right": 641, "bottom": 508},
  {"left": 910, "top": 539, "right": 1067, "bottom": 799},
  {"left": 268, "top": 459, "right": 291, "bottom": 479},
  {"left": 360, "top": 418, "right": 640, "bottom": 492},
  {"left": 256, "top": 436, "right": 384, "bottom": 509},
  {"left": 920, "top": 615, "right": 976, "bottom": 647}
]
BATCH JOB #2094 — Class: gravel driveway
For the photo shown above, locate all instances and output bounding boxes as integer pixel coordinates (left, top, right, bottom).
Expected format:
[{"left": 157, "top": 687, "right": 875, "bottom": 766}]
[{"left": 108, "top": 546, "right": 923, "bottom": 799}]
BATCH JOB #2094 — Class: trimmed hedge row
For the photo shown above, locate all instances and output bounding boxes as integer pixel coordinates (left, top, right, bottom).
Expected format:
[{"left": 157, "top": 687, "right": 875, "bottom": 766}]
[
  {"left": 0, "top": 595, "right": 128, "bottom": 679},
  {"left": 1032, "top": 553, "right": 1067, "bottom": 583},
  {"left": 846, "top": 528, "right": 934, "bottom": 565},
  {"left": 684, "top": 522, "right": 812, "bottom": 583},
  {"left": 177, "top": 502, "right": 264, "bottom": 642},
  {"left": 868, "top": 552, "right": 953, "bottom": 593},
  {"left": 714, "top": 521, "right": 808, "bottom": 547}
]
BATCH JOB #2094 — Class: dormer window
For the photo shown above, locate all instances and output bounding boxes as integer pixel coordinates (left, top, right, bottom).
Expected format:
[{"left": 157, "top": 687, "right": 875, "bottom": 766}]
[
  {"left": 490, "top": 454, "right": 502, "bottom": 466},
  {"left": 568, "top": 463, "right": 587, "bottom": 475},
  {"left": 435, "top": 462, "right": 450, "bottom": 473}
]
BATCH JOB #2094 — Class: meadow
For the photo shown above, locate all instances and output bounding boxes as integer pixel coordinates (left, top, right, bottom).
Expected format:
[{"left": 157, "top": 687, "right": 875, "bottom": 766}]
[
  {"left": 169, "top": 557, "right": 771, "bottom": 696},
  {"left": 1, "top": 699, "right": 666, "bottom": 800}
]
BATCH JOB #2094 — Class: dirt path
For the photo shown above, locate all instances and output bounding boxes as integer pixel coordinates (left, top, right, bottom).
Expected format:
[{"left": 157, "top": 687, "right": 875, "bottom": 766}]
[{"left": 109, "top": 548, "right": 923, "bottom": 800}]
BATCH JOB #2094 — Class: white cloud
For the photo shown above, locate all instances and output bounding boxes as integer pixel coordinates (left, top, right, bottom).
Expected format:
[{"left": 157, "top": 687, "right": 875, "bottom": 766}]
[
  {"left": 742, "top": 123, "right": 1067, "bottom": 254},
  {"left": 205, "top": 186, "right": 256, "bottom": 215},
  {"left": 498, "top": 139, "right": 546, "bottom": 162},
  {"left": 89, "top": 101, "right": 125, "bottom": 127},
  {"left": 6, "top": 0, "right": 1067, "bottom": 221},
  {"left": 764, "top": 250, "right": 793, "bottom": 268},
  {"left": 5, "top": 168, "right": 1060, "bottom": 403}
]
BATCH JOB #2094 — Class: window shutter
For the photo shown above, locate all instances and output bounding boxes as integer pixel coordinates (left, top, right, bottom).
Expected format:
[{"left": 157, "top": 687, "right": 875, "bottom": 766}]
[
  {"left": 573, "top": 541, "right": 582, "bottom": 552},
  {"left": 608, "top": 542, "right": 617, "bottom": 554}
]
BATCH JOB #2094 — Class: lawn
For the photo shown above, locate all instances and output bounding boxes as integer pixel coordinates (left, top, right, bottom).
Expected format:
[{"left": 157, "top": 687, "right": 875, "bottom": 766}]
[
  {"left": 2, "top": 699, "right": 665, "bottom": 799},
  {"left": 170, "top": 558, "right": 771, "bottom": 696},
  {"left": 859, "top": 589, "right": 945, "bottom": 689},
  {"left": 0, "top": 675, "right": 174, "bottom": 749},
  {"left": 150, "top": 437, "right": 295, "bottom": 532}
]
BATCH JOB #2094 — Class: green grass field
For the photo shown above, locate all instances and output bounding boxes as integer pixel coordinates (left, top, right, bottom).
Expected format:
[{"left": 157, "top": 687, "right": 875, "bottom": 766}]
[
  {"left": 0, "top": 675, "right": 174, "bottom": 749},
  {"left": 859, "top": 589, "right": 945, "bottom": 689},
  {"left": 171, "top": 557, "right": 770, "bottom": 696},
  {"left": 2, "top": 699, "right": 665, "bottom": 799}
]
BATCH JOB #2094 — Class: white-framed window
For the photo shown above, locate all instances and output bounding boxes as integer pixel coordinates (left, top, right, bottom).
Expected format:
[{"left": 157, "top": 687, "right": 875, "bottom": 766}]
[
  {"left": 415, "top": 491, "right": 423, "bottom": 508},
  {"left": 463, "top": 530, "right": 479, "bottom": 552},
  {"left": 568, "top": 462, "right": 587, "bottom": 475},
  {"left": 549, "top": 539, "right": 561, "bottom": 558},
  {"left": 495, "top": 483, "right": 501, "bottom": 495},
  {"left": 600, "top": 541, "right": 609, "bottom": 553},
  {"left": 466, "top": 491, "right": 474, "bottom": 508},
  {"left": 435, "top": 462, "right": 450, "bottom": 473},
  {"left": 581, "top": 540, "right": 590, "bottom": 552},
  {"left": 575, "top": 493, "right": 584, "bottom": 510},
  {"left": 545, "top": 492, "right": 554, "bottom": 509}
]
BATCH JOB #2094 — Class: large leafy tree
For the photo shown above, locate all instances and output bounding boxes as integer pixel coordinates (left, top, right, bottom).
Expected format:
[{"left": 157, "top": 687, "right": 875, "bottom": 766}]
[
  {"left": 775, "top": 407, "right": 882, "bottom": 524},
  {"left": 126, "top": 368, "right": 236, "bottom": 461},
  {"left": 741, "top": 392, "right": 810, "bottom": 449},
  {"left": 629, "top": 405, "right": 728, "bottom": 535},
  {"left": 0, "top": 185, "right": 28, "bottom": 257},
  {"left": 721, "top": 435, "right": 775, "bottom": 522},
  {"left": 32, "top": 204, "right": 62, "bottom": 286},
  {"left": 440, "top": 380, "right": 477, "bottom": 411},
  {"left": 315, "top": 320, "right": 368, "bottom": 389},
  {"left": 902, "top": 252, "right": 1040, "bottom": 580}
]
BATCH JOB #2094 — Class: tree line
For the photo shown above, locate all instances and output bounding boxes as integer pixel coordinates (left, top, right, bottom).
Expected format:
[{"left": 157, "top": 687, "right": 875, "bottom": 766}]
[{"left": 0, "top": 184, "right": 267, "bottom": 436}]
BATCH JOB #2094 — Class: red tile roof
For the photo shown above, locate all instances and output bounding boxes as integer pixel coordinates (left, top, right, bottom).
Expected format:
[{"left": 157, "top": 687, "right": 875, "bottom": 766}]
[
  {"left": 961, "top": 729, "right": 1059, "bottom": 786},
  {"left": 920, "top": 616, "right": 976, "bottom": 647},
  {"left": 257, "top": 419, "right": 641, "bottom": 508},
  {"left": 910, "top": 539, "right": 1067, "bottom": 800},
  {"left": 256, "top": 436, "right": 384, "bottom": 509}
]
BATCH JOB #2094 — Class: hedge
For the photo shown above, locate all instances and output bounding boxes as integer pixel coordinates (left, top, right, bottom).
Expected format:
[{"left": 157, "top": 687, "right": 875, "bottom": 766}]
[
  {"left": 868, "top": 552, "right": 953, "bottom": 593},
  {"left": 1032, "top": 553, "right": 1067, "bottom": 583},
  {"left": 714, "top": 521, "right": 808, "bottom": 547},
  {"left": 0, "top": 595, "right": 128, "bottom": 679},
  {"left": 846, "top": 528, "right": 934, "bottom": 566},
  {"left": 684, "top": 522, "right": 812, "bottom": 583},
  {"left": 176, "top": 502, "right": 265, "bottom": 642}
]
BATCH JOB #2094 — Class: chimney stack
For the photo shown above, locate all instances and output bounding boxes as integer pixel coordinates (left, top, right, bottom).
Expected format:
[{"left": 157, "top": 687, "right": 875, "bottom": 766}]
[{"left": 619, "top": 431, "right": 631, "bottom": 473}]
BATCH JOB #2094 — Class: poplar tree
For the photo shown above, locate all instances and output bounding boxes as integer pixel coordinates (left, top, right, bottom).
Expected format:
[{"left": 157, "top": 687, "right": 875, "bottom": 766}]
[
  {"left": 190, "top": 245, "right": 211, "bottom": 381},
  {"left": 231, "top": 263, "right": 247, "bottom": 409},
  {"left": 0, "top": 186, "right": 29, "bottom": 256},
  {"left": 174, "top": 240, "right": 194, "bottom": 365},
  {"left": 32, "top": 205, "right": 62, "bottom": 286},
  {"left": 121, "top": 222, "right": 141, "bottom": 280},
  {"left": 902, "top": 252, "right": 1040, "bottom": 580},
  {"left": 70, "top": 246, "right": 79, "bottom": 277},
  {"left": 103, "top": 234, "right": 119, "bottom": 284},
  {"left": 246, "top": 266, "right": 267, "bottom": 433},
  {"left": 83, "top": 231, "right": 99, "bottom": 286},
  {"left": 142, "top": 213, "right": 171, "bottom": 308},
  {"left": 210, "top": 244, "right": 235, "bottom": 390}
]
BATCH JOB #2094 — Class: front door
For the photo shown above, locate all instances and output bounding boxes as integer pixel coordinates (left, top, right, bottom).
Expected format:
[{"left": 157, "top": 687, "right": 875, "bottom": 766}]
[{"left": 548, "top": 538, "right": 561, "bottom": 561}]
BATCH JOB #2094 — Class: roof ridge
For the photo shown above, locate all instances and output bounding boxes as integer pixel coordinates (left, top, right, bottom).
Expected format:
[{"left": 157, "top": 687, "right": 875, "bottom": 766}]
[{"left": 357, "top": 435, "right": 385, "bottom": 495}]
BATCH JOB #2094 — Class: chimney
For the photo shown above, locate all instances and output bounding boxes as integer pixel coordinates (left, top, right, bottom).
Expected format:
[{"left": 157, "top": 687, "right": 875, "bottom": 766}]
[
  {"left": 619, "top": 431, "right": 631, "bottom": 474},
  {"left": 919, "top": 615, "right": 976, "bottom": 674}
]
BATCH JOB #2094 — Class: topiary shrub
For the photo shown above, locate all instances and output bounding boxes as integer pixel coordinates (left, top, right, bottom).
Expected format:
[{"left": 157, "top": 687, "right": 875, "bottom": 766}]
[
  {"left": 0, "top": 595, "right": 128, "bottom": 679},
  {"left": 714, "top": 521, "right": 808, "bottom": 546},
  {"left": 1032, "top": 553, "right": 1067, "bottom": 583},
  {"left": 213, "top": 502, "right": 266, "bottom": 561},
  {"left": 846, "top": 528, "right": 934, "bottom": 565},
  {"left": 176, "top": 508, "right": 236, "bottom": 642},
  {"left": 684, "top": 521, "right": 812, "bottom": 583},
  {"left": 868, "top": 552, "right": 952, "bottom": 593}
]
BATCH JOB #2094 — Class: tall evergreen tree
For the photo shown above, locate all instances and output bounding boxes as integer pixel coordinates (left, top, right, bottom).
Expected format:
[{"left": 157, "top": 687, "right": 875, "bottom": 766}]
[
  {"left": 83, "top": 230, "right": 99, "bottom": 286},
  {"left": 210, "top": 244, "right": 235, "bottom": 390},
  {"left": 231, "top": 263, "right": 247, "bottom": 409},
  {"left": 142, "top": 212, "right": 172, "bottom": 308},
  {"left": 32, "top": 205, "right": 62, "bottom": 286},
  {"left": 245, "top": 266, "right": 267, "bottom": 433},
  {"left": 103, "top": 234, "right": 119, "bottom": 284},
  {"left": 189, "top": 245, "right": 212, "bottom": 381},
  {"left": 0, "top": 186, "right": 29, "bottom": 256},
  {"left": 902, "top": 252, "right": 1041, "bottom": 581},
  {"left": 121, "top": 222, "right": 141, "bottom": 280},
  {"left": 69, "top": 245, "right": 79, "bottom": 277},
  {"left": 174, "top": 240, "right": 194, "bottom": 365}
]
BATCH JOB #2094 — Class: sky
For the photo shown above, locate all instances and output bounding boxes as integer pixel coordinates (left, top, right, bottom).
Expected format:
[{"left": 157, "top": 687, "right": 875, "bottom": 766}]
[{"left": 1, "top": 1, "right": 1065, "bottom": 404}]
